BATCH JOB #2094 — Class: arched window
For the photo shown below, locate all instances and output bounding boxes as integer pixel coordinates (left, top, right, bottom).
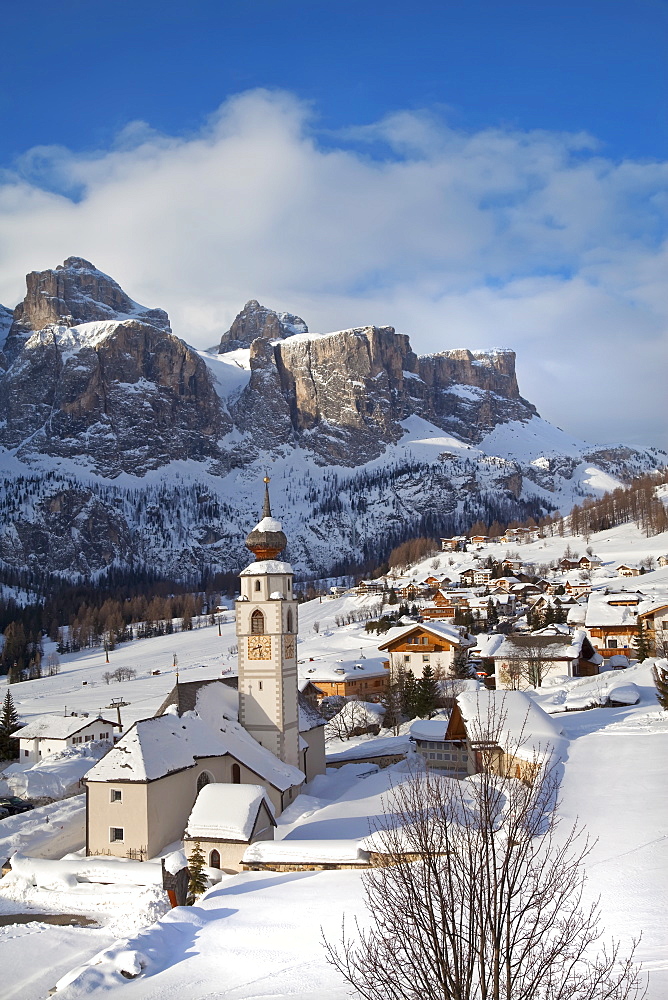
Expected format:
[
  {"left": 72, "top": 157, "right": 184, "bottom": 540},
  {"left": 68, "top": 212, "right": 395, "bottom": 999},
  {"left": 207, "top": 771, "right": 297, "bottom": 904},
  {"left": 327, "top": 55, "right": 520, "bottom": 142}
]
[
  {"left": 232, "top": 763, "right": 241, "bottom": 784},
  {"left": 209, "top": 849, "right": 221, "bottom": 869},
  {"left": 197, "top": 770, "right": 213, "bottom": 793},
  {"left": 287, "top": 608, "right": 294, "bottom": 633},
  {"left": 251, "top": 609, "right": 264, "bottom": 634},
  {"left": 254, "top": 580, "right": 261, "bottom": 591}
]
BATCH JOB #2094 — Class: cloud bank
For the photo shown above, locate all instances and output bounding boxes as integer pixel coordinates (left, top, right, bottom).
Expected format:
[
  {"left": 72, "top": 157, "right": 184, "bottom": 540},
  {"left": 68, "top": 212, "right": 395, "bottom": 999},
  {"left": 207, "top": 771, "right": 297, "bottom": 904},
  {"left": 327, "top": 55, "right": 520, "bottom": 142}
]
[{"left": 0, "top": 90, "right": 665, "bottom": 448}]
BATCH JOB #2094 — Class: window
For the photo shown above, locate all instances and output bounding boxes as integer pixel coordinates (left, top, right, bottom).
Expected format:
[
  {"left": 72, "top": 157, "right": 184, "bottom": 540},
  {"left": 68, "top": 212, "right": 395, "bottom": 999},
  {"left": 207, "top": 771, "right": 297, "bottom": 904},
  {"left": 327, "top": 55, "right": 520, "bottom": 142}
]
[
  {"left": 607, "top": 638, "right": 618, "bottom": 649},
  {"left": 110, "top": 789, "right": 122, "bottom": 803},
  {"left": 287, "top": 608, "right": 294, "bottom": 632},
  {"left": 232, "top": 763, "right": 241, "bottom": 784},
  {"left": 422, "top": 654, "right": 430, "bottom": 662},
  {"left": 287, "top": 580, "right": 291, "bottom": 590},
  {"left": 258, "top": 680, "right": 263, "bottom": 691},
  {"left": 251, "top": 609, "right": 265, "bottom": 635},
  {"left": 422, "top": 637, "right": 428, "bottom": 645},
  {"left": 209, "top": 849, "right": 221, "bottom": 869},
  {"left": 404, "top": 655, "right": 410, "bottom": 663},
  {"left": 99, "top": 732, "right": 109, "bottom": 740},
  {"left": 197, "top": 771, "right": 212, "bottom": 793},
  {"left": 73, "top": 736, "right": 83, "bottom": 744},
  {"left": 255, "top": 580, "right": 261, "bottom": 591},
  {"left": 24, "top": 749, "right": 29, "bottom": 757},
  {"left": 110, "top": 827, "right": 124, "bottom": 843}
]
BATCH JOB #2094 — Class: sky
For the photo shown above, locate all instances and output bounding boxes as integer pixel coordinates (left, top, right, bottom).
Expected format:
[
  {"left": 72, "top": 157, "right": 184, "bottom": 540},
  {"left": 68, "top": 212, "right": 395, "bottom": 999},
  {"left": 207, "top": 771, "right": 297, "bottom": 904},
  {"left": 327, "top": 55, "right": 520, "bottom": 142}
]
[{"left": 0, "top": 0, "right": 666, "bottom": 449}]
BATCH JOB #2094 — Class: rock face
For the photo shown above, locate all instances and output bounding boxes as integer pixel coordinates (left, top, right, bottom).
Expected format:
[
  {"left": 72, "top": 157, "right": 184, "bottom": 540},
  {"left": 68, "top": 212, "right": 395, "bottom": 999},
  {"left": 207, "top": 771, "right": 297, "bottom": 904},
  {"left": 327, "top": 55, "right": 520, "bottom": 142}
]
[
  {"left": 218, "top": 299, "right": 308, "bottom": 352},
  {"left": 0, "top": 258, "right": 661, "bottom": 581},
  {"left": 4, "top": 257, "right": 170, "bottom": 363},
  {"left": 0, "top": 260, "right": 227, "bottom": 477},
  {"left": 234, "top": 325, "right": 536, "bottom": 463}
]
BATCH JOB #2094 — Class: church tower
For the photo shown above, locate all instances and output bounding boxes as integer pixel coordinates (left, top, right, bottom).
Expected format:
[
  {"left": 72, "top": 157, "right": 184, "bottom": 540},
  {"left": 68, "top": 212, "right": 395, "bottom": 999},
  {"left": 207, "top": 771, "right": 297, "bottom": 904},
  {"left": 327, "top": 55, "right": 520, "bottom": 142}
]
[{"left": 236, "top": 478, "right": 300, "bottom": 769}]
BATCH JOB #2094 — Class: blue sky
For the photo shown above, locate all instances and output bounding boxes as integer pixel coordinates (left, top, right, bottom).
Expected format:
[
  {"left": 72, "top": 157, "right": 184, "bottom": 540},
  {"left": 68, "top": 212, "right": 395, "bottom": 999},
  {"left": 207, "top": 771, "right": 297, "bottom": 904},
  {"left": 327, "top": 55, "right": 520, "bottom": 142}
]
[
  {"left": 1, "top": 0, "right": 665, "bottom": 166},
  {"left": 0, "top": 1, "right": 666, "bottom": 447}
]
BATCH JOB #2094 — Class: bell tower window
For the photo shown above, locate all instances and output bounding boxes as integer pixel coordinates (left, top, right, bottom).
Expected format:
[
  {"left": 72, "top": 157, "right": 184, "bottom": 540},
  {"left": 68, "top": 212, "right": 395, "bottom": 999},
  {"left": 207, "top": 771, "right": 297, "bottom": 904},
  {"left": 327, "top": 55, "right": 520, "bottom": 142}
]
[
  {"left": 287, "top": 608, "right": 294, "bottom": 633},
  {"left": 255, "top": 580, "right": 261, "bottom": 591},
  {"left": 251, "top": 609, "right": 265, "bottom": 634}
]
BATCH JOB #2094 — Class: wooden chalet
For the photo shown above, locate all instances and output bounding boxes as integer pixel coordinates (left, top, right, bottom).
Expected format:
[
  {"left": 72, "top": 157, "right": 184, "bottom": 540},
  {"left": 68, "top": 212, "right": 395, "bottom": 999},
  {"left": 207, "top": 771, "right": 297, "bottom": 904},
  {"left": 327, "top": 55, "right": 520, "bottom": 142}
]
[
  {"left": 584, "top": 592, "right": 642, "bottom": 658},
  {"left": 378, "top": 621, "right": 471, "bottom": 678}
]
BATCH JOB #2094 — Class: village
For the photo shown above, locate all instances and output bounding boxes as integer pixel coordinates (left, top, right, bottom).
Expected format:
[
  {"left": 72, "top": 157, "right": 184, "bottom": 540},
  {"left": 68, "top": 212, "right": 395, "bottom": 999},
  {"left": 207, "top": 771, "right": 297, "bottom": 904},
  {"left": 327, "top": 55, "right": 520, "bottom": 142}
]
[{"left": 0, "top": 488, "right": 666, "bottom": 998}]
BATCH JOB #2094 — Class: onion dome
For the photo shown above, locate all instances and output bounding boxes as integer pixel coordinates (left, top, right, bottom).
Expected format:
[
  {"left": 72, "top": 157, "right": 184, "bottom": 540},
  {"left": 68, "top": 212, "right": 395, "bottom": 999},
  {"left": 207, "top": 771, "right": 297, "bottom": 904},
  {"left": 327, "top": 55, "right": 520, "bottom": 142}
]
[{"left": 245, "top": 478, "right": 287, "bottom": 560}]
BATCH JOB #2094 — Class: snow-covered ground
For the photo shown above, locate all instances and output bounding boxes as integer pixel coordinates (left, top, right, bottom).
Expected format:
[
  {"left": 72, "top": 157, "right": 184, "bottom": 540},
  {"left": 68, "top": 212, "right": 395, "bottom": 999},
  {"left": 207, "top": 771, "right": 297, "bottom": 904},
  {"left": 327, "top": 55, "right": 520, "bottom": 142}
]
[
  {"left": 0, "top": 517, "right": 667, "bottom": 998},
  {"left": 45, "top": 671, "right": 668, "bottom": 999}
]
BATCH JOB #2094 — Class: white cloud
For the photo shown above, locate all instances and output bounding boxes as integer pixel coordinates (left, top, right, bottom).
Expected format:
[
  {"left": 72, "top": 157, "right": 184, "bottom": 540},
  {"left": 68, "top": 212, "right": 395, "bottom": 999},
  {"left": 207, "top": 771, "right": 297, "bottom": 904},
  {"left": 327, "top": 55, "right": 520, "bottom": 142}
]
[{"left": 0, "top": 89, "right": 665, "bottom": 449}]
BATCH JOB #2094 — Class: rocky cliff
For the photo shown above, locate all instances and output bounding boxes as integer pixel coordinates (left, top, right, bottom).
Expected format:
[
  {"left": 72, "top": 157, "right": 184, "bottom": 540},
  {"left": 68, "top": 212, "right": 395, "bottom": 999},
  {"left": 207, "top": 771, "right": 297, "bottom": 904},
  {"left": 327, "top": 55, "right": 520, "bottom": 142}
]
[
  {"left": 234, "top": 324, "right": 536, "bottom": 463},
  {"left": 0, "top": 260, "right": 662, "bottom": 582},
  {"left": 217, "top": 299, "right": 308, "bottom": 352}
]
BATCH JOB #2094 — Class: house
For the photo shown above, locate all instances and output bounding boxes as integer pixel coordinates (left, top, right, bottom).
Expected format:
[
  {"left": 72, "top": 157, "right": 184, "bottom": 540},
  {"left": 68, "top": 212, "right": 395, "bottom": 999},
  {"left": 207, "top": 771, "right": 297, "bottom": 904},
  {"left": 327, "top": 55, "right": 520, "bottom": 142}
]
[
  {"left": 564, "top": 578, "right": 592, "bottom": 598},
  {"left": 355, "top": 580, "right": 383, "bottom": 595},
  {"left": 559, "top": 558, "right": 580, "bottom": 571},
  {"left": 459, "top": 567, "right": 492, "bottom": 587},
  {"left": 502, "top": 558, "right": 523, "bottom": 575},
  {"left": 325, "top": 733, "right": 412, "bottom": 770},
  {"left": 470, "top": 534, "right": 489, "bottom": 545},
  {"left": 84, "top": 480, "right": 326, "bottom": 859},
  {"left": 493, "top": 576, "right": 520, "bottom": 592},
  {"left": 183, "top": 783, "right": 276, "bottom": 873},
  {"left": 410, "top": 717, "right": 472, "bottom": 778},
  {"left": 616, "top": 564, "right": 640, "bottom": 578},
  {"left": 18, "top": 714, "right": 120, "bottom": 764},
  {"left": 441, "top": 536, "right": 467, "bottom": 551},
  {"left": 299, "top": 656, "right": 390, "bottom": 700},
  {"left": 378, "top": 621, "right": 473, "bottom": 678},
  {"left": 578, "top": 555, "right": 602, "bottom": 570},
  {"left": 493, "top": 630, "right": 602, "bottom": 689},
  {"left": 658, "top": 555, "right": 668, "bottom": 568},
  {"left": 411, "top": 689, "right": 564, "bottom": 784},
  {"left": 637, "top": 599, "right": 668, "bottom": 656},
  {"left": 455, "top": 689, "right": 565, "bottom": 782},
  {"left": 584, "top": 591, "right": 642, "bottom": 658},
  {"left": 298, "top": 678, "right": 325, "bottom": 709}
]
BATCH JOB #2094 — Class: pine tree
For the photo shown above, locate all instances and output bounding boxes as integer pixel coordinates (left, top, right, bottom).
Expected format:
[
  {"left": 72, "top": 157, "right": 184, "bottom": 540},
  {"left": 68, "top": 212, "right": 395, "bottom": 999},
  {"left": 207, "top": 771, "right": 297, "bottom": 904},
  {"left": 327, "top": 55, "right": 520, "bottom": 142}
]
[
  {"left": 652, "top": 662, "right": 668, "bottom": 711},
  {"left": 633, "top": 624, "right": 651, "bottom": 663},
  {"left": 486, "top": 599, "right": 499, "bottom": 629},
  {"left": 0, "top": 690, "right": 20, "bottom": 759},
  {"left": 451, "top": 646, "right": 472, "bottom": 679},
  {"left": 187, "top": 841, "right": 209, "bottom": 904},
  {"left": 416, "top": 665, "right": 438, "bottom": 718}
]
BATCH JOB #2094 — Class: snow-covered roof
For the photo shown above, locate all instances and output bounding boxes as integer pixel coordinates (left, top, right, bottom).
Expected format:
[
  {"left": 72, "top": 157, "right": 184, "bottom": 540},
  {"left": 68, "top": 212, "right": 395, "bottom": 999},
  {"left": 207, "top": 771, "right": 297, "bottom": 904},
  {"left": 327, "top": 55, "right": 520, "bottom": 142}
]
[
  {"left": 585, "top": 592, "right": 641, "bottom": 627},
  {"left": 378, "top": 620, "right": 467, "bottom": 649},
  {"left": 456, "top": 690, "right": 565, "bottom": 761},
  {"left": 239, "top": 560, "right": 293, "bottom": 576},
  {"left": 325, "top": 734, "right": 412, "bottom": 763},
  {"left": 85, "top": 712, "right": 303, "bottom": 790},
  {"left": 18, "top": 714, "right": 119, "bottom": 741},
  {"left": 243, "top": 839, "right": 369, "bottom": 865},
  {"left": 410, "top": 719, "right": 449, "bottom": 741},
  {"left": 490, "top": 630, "right": 600, "bottom": 664},
  {"left": 637, "top": 598, "right": 668, "bottom": 618},
  {"left": 299, "top": 656, "right": 389, "bottom": 683},
  {"left": 185, "top": 783, "right": 275, "bottom": 841}
]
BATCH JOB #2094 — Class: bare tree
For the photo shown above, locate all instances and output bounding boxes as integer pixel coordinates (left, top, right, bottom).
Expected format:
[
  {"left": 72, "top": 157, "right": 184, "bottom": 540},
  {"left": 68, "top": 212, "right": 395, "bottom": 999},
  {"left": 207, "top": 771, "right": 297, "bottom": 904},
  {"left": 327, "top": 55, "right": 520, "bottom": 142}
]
[
  {"left": 325, "top": 699, "right": 383, "bottom": 743},
  {"left": 325, "top": 707, "right": 644, "bottom": 1000}
]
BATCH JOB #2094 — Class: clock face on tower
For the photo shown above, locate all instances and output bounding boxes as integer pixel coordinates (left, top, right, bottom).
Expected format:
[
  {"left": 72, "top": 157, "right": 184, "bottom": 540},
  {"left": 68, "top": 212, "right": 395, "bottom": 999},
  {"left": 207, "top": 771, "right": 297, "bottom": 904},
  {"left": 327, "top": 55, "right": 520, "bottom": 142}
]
[
  {"left": 284, "top": 636, "right": 296, "bottom": 658},
  {"left": 247, "top": 636, "right": 271, "bottom": 659}
]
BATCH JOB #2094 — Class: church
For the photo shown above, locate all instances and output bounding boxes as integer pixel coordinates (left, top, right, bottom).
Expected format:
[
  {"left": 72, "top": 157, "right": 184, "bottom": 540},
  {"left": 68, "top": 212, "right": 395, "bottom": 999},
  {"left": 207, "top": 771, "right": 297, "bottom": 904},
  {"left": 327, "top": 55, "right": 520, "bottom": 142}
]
[{"left": 84, "top": 481, "right": 326, "bottom": 862}]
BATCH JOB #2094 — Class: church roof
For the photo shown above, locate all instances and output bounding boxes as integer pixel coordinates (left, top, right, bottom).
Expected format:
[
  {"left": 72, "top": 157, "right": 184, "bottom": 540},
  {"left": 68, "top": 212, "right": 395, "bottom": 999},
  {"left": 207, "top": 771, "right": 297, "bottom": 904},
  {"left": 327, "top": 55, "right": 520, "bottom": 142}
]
[{"left": 85, "top": 710, "right": 304, "bottom": 790}]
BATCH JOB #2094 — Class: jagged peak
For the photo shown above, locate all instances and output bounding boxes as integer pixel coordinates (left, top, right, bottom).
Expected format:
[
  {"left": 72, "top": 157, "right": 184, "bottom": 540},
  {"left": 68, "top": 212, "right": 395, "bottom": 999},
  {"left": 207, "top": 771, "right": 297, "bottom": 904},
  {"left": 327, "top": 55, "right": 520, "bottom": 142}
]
[
  {"left": 3, "top": 257, "right": 171, "bottom": 362},
  {"left": 218, "top": 299, "right": 308, "bottom": 352}
]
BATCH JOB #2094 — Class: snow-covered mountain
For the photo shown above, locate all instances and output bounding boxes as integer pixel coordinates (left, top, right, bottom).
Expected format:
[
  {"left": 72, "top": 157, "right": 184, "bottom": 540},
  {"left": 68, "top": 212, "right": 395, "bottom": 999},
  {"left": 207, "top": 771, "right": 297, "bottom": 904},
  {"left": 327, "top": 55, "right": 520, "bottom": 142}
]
[{"left": 0, "top": 258, "right": 664, "bottom": 584}]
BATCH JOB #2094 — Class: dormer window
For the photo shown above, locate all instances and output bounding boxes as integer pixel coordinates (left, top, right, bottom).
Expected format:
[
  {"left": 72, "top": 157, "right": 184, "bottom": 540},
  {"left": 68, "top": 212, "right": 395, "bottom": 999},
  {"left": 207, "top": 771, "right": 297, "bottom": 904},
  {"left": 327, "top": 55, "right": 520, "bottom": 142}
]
[{"left": 251, "top": 609, "right": 265, "bottom": 635}]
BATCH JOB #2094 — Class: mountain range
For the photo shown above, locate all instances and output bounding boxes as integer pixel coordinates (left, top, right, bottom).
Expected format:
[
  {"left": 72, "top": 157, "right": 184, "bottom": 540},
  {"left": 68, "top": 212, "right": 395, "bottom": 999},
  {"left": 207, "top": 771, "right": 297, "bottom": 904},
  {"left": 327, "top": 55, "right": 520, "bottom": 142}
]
[{"left": 0, "top": 257, "right": 663, "bottom": 586}]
